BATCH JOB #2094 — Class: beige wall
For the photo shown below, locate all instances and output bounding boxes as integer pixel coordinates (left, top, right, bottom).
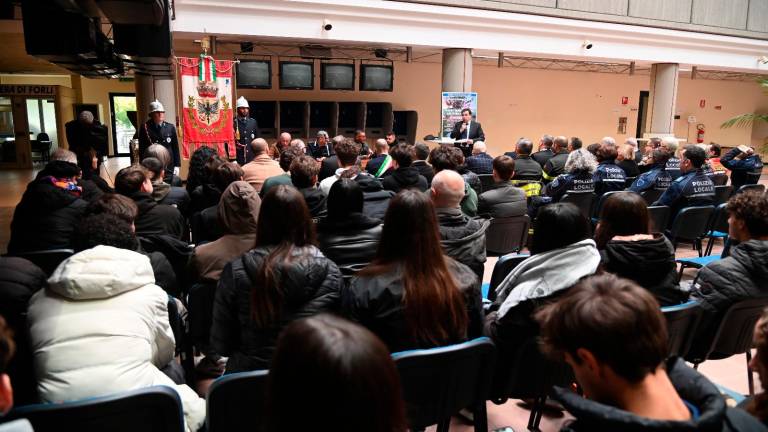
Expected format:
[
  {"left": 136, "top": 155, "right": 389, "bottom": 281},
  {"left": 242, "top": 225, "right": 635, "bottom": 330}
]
[{"left": 79, "top": 78, "right": 136, "bottom": 156}]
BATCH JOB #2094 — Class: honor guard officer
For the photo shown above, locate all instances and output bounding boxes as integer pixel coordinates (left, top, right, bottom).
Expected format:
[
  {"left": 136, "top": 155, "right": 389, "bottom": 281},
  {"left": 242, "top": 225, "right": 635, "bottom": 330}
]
[
  {"left": 139, "top": 100, "right": 180, "bottom": 175},
  {"left": 234, "top": 96, "right": 260, "bottom": 165}
]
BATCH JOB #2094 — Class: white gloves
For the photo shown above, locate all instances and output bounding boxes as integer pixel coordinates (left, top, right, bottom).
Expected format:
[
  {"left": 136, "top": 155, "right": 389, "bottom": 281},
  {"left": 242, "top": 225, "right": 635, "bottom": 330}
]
[{"left": 173, "top": 167, "right": 180, "bottom": 176}]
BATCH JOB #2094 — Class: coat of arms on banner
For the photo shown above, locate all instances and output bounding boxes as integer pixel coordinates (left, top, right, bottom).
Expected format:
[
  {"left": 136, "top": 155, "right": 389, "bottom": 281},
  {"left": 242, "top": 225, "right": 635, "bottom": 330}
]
[{"left": 178, "top": 55, "right": 235, "bottom": 159}]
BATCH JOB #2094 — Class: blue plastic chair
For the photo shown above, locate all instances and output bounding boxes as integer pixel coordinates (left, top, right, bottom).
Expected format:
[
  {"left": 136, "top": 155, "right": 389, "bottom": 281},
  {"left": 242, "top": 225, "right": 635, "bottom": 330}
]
[
  {"left": 1, "top": 386, "right": 184, "bottom": 432},
  {"left": 392, "top": 337, "right": 496, "bottom": 432},
  {"left": 206, "top": 369, "right": 269, "bottom": 432},
  {"left": 486, "top": 253, "right": 529, "bottom": 302},
  {"left": 661, "top": 300, "right": 703, "bottom": 358},
  {"left": 676, "top": 255, "right": 721, "bottom": 282},
  {"left": 702, "top": 203, "right": 729, "bottom": 256}
]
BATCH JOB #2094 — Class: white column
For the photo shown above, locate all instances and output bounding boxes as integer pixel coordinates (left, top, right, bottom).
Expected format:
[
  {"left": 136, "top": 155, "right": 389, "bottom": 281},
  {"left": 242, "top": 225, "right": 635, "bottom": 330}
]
[
  {"left": 647, "top": 63, "right": 679, "bottom": 135},
  {"left": 442, "top": 48, "right": 473, "bottom": 92}
]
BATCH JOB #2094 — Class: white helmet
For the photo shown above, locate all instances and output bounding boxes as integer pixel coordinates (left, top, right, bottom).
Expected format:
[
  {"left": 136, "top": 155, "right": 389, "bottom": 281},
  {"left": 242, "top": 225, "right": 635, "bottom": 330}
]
[
  {"left": 236, "top": 96, "right": 249, "bottom": 109},
  {"left": 149, "top": 99, "right": 165, "bottom": 114}
]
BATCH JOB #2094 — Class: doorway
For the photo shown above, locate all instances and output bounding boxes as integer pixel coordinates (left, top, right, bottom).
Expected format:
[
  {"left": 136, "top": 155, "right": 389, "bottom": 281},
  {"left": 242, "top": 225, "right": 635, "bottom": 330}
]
[
  {"left": 109, "top": 93, "right": 136, "bottom": 156},
  {"left": 26, "top": 98, "right": 58, "bottom": 165},
  {"left": 636, "top": 90, "right": 649, "bottom": 138}
]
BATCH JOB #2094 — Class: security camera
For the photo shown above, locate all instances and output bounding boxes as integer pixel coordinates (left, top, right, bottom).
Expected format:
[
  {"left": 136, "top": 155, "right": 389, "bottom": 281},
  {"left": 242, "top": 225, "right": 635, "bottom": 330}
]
[
  {"left": 323, "top": 19, "right": 333, "bottom": 31},
  {"left": 759, "top": 56, "right": 768, "bottom": 65},
  {"left": 583, "top": 40, "right": 593, "bottom": 50}
]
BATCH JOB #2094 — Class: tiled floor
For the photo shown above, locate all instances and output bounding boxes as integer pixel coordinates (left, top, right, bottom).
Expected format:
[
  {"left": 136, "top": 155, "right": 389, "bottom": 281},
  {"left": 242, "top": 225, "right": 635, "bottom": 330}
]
[{"left": 0, "top": 161, "right": 766, "bottom": 431}]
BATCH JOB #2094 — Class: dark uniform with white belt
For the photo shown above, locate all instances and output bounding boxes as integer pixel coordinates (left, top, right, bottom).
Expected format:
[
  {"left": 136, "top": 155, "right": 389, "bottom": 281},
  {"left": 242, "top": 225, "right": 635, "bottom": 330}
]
[
  {"left": 233, "top": 96, "right": 260, "bottom": 165},
  {"left": 138, "top": 100, "right": 180, "bottom": 169}
]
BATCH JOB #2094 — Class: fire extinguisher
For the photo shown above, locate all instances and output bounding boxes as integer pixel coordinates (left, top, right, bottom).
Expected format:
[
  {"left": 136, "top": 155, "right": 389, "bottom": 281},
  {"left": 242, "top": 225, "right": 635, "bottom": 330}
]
[{"left": 697, "top": 124, "right": 705, "bottom": 143}]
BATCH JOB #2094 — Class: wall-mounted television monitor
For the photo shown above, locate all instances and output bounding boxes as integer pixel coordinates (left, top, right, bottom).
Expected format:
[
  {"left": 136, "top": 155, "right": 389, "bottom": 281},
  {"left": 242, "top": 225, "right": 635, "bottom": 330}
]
[
  {"left": 279, "top": 61, "right": 314, "bottom": 90},
  {"left": 321, "top": 63, "right": 355, "bottom": 90},
  {"left": 360, "top": 64, "right": 393, "bottom": 91},
  {"left": 236, "top": 60, "right": 271, "bottom": 89}
]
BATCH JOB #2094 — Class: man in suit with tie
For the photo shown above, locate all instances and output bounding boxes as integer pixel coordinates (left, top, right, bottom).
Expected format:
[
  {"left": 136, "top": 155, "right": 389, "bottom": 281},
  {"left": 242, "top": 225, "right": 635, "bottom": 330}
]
[{"left": 450, "top": 108, "right": 485, "bottom": 157}]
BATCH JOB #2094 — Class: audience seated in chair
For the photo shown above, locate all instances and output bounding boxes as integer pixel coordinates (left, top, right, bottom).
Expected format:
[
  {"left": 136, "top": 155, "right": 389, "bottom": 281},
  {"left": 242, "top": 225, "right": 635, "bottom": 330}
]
[
  {"left": 616, "top": 142, "right": 640, "bottom": 178},
  {"left": 365, "top": 139, "right": 393, "bottom": 178},
  {"left": 26, "top": 215, "right": 205, "bottom": 432},
  {"left": 592, "top": 137, "right": 627, "bottom": 198},
  {"left": 189, "top": 155, "right": 226, "bottom": 215},
  {"left": 0, "top": 258, "right": 44, "bottom": 407},
  {"left": 211, "top": 185, "right": 342, "bottom": 372},
  {"left": 536, "top": 274, "right": 765, "bottom": 432},
  {"left": 267, "top": 314, "right": 407, "bottom": 432},
  {"left": 290, "top": 155, "right": 327, "bottom": 219},
  {"left": 186, "top": 146, "right": 218, "bottom": 196},
  {"left": 532, "top": 134, "right": 555, "bottom": 168},
  {"left": 741, "top": 310, "right": 768, "bottom": 426},
  {"left": 317, "top": 179, "right": 382, "bottom": 280},
  {"left": 721, "top": 145, "right": 763, "bottom": 190},
  {"left": 8, "top": 160, "right": 88, "bottom": 255},
  {"left": 431, "top": 170, "right": 489, "bottom": 285},
  {"left": 595, "top": 192, "right": 688, "bottom": 306},
  {"left": 115, "top": 165, "right": 185, "bottom": 240},
  {"left": 629, "top": 148, "right": 673, "bottom": 193},
  {"left": 429, "top": 144, "right": 479, "bottom": 216},
  {"left": 140, "top": 156, "right": 190, "bottom": 215},
  {"left": 688, "top": 190, "right": 768, "bottom": 358},
  {"left": 342, "top": 189, "right": 482, "bottom": 353},
  {"left": 0, "top": 316, "right": 21, "bottom": 427},
  {"left": 192, "top": 161, "right": 246, "bottom": 245},
  {"left": 261, "top": 145, "right": 302, "bottom": 197},
  {"left": 652, "top": 145, "right": 715, "bottom": 224},
  {"left": 661, "top": 137, "right": 683, "bottom": 180},
  {"left": 477, "top": 155, "right": 527, "bottom": 218},
  {"left": 47, "top": 148, "right": 110, "bottom": 201},
  {"left": 484, "top": 203, "right": 599, "bottom": 377},
  {"left": 542, "top": 135, "right": 570, "bottom": 182},
  {"left": 382, "top": 144, "right": 429, "bottom": 193},
  {"left": 84, "top": 194, "right": 178, "bottom": 295},
  {"left": 319, "top": 138, "right": 362, "bottom": 194},
  {"left": 242, "top": 138, "right": 283, "bottom": 193},
  {"left": 465, "top": 141, "right": 493, "bottom": 175},
  {"left": 191, "top": 181, "right": 260, "bottom": 283},
  {"left": 412, "top": 142, "right": 435, "bottom": 185},
  {"left": 543, "top": 148, "right": 597, "bottom": 203},
  {"left": 318, "top": 135, "right": 344, "bottom": 182},
  {"left": 143, "top": 143, "right": 182, "bottom": 187}
]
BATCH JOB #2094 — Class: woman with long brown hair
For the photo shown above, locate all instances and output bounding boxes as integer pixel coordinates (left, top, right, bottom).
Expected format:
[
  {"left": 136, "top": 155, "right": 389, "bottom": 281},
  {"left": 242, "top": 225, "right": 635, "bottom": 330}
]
[
  {"left": 210, "top": 185, "right": 343, "bottom": 373},
  {"left": 341, "top": 189, "right": 482, "bottom": 352}
]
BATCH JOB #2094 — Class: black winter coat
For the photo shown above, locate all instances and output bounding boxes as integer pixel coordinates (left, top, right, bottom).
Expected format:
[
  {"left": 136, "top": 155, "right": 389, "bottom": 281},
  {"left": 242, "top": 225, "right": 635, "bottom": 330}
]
[
  {"left": 556, "top": 357, "right": 768, "bottom": 432},
  {"left": 355, "top": 174, "right": 395, "bottom": 220},
  {"left": 342, "top": 258, "right": 482, "bottom": 353},
  {"left": 689, "top": 239, "right": 768, "bottom": 359},
  {"left": 317, "top": 213, "right": 382, "bottom": 279},
  {"left": 412, "top": 161, "right": 435, "bottom": 185},
  {"left": 600, "top": 234, "right": 688, "bottom": 306},
  {"left": 436, "top": 208, "right": 489, "bottom": 285},
  {"left": 381, "top": 166, "right": 428, "bottom": 193},
  {"left": 0, "top": 257, "right": 46, "bottom": 405},
  {"left": 298, "top": 187, "right": 328, "bottom": 219},
  {"left": 8, "top": 179, "right": 87, "bottom": 254},
  {"left": 211, "top": 246, "right": 343, "bottom": 372},
  {"left": 129, "top": 192, "right": 185, "bottom": 240}
]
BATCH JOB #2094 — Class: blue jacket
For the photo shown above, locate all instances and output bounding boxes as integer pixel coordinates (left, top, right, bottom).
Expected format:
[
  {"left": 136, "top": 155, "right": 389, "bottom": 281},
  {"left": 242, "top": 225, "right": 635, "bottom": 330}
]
[
  {"left": 465, "top": 152, "right": 494, "bottom": 175},
  {"left": 546, "top": 170, "right": 595, "bottom": 202},
  {"left": 593, "top": 160, "right": 626, "bottom": 197},
  {"left": 721, "top": 147, "right": 763, "bottom": 189},
  {"left": 628, "top": 165, "right": 672, "bottom": 193},
  {"left": 653, "top": 169, "right": 715, "bottom": 222},
  {"left": 666, "top": 157, "right": 682, "bottom": 180}
]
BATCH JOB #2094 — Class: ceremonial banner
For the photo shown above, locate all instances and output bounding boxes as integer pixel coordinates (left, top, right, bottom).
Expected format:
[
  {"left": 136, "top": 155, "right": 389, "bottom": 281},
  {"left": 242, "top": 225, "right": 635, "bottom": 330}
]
[
  {"left": 178, "top": 55, "right": 235, "bottom": 159},
  {"left": 441, "top": 92, "right": 478, "bottom": 138}
]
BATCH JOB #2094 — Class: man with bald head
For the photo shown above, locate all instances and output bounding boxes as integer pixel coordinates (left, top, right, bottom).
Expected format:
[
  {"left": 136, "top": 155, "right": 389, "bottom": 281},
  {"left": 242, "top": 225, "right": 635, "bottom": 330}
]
[
  {"left": 242, "top": 138, "right": 283, "bottom": 192},
  {"left": 465, "top": 141, "right": 493, "bottom": 175},
  {"left": 431, "top": 169, "right": 489, "bottom": 284},
  {"left": 542, "top": 135, "right": 570, "bottom": 182}
]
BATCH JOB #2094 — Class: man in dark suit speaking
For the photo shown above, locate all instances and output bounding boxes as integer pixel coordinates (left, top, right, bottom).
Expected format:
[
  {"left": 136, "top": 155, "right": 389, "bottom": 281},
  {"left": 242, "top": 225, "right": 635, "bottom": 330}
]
[{"left": 449, "top": 108, "right": 485, "bottom": 157}]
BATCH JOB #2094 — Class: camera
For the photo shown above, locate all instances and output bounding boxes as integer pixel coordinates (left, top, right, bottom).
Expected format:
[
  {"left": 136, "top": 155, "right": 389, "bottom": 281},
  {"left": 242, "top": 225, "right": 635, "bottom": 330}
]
[
  {"left": 323, "top": 19, "right": 333, "bottom": 31},
  {"left": 583, "top": 40, "right": 593, "bottom": 50}
]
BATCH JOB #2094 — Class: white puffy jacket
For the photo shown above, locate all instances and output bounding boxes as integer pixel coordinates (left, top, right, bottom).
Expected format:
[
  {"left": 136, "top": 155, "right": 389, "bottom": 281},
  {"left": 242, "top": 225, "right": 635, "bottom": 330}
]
[{"left": 28, "top": 245, "right": 205, "bottom": 432}]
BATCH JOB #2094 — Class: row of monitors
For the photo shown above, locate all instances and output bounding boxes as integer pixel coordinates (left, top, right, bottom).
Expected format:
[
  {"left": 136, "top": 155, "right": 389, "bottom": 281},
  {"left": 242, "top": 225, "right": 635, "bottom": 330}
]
[{"left": 237, "top": 61, "right": 393, "bottom": 92}]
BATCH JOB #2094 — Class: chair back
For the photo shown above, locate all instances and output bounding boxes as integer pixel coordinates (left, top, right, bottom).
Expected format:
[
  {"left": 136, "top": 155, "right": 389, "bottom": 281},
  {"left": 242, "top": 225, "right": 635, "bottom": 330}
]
[
  {"left": 639, "top": 188, "right": 663, "bottom": 205},
  {"left": 490, "top": 336, "right": 573, "bottom": 403},
  {"left": 737, "top": 184, "right": 765, "bottom": 195},
  {"left": 625, "top": 176, "right": 637, "bottom": 188},
  {"left": 662, "top": 301, "right": 703, "bottom": 357},
  {"left": 9, "top": 249, "right": 73, "bottom": 276},
  {"left": 669, "top": 206, "right": 715, "bottom": 243},
  {"left": 709, "top": 203, "right": 729, "bottom": 235},
  {"left": 2, "top": 386, "right": 184, "bottom": 432},
  {"left": 647, "top": 206, "right": 671, "bottom": 232},
  {"left": 188, "top": 281, "right": 218, "bottom": 350},
  {"left": 591, "top": 190, "right": 624, "bottom": 219},
  {"left": 477, "top": 174, "right": 495, "bottom": 193},
  {"left": 36, "top": 133, "right": 50, "bottom": 143},
  {"left": 705, "top": 297, "right": 768, "bottom": 361},
  {"left": 485, "top": 214, "right": 530, "bottom": 256},
  {"left": 560, "top": 191, "right": 594, "bottom": 220},
  {"left": 711, "top": 173, "right": 728, "bottom": 186},
  {"left": 713, "top": 185, "right": 733, "bottom": 204},
  {"left": 207, "top": 370, "right": 269, "bottom": 432},
  {"left": 487, "top": 253, "right": 529, "bottom": 302},
  {"left": 392, "top": 337, "right": 496, "bottom": 431}
]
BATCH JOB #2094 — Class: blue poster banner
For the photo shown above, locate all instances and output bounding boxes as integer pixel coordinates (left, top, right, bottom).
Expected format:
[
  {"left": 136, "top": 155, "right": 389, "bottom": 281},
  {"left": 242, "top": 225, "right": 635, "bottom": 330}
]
[{"left": 441, "top": 92, "right": 478, "bottom": 138}]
